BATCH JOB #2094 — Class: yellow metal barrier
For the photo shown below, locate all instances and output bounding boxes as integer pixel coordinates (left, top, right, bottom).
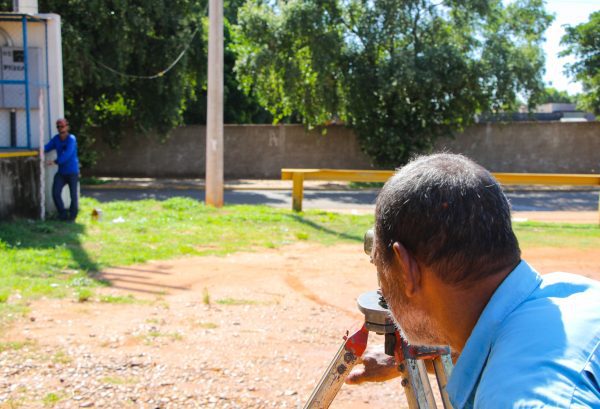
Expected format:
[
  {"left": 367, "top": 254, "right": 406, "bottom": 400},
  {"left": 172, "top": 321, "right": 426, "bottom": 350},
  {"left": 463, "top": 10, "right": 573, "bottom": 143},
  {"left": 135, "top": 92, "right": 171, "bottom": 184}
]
[
  {"left": 281, "top": 168, "right": 600, "bottom": 212},
  {"left": 0, "top": 150, "right": 38, "bottom": 159}
]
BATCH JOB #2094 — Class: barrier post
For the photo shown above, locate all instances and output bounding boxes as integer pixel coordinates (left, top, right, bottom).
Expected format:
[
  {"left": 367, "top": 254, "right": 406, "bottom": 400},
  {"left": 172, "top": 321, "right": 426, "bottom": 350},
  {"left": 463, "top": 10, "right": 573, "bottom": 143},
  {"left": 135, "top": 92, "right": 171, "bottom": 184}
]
[{"left": 292, "top": 172, "right": 304, "bottom": 212}]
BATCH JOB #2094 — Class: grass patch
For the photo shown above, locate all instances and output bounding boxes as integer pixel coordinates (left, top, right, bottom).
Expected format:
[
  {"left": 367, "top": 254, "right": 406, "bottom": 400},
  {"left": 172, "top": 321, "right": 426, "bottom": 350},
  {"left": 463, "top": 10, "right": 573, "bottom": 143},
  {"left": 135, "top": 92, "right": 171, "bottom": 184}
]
[
  {"left": 143, "top": 330, "right": 184, "bottom": 344},
  {"left": 0, "top": 198, "right": 374, "bottom": 304},
  {"left": 295, "top": 231, "right": 309, "bottom": 240},
  {"left": 202, "top": 287, "right": 211, "bottom": 306},
  {"left": 75, "top": 288, "right": 93, "bottom": 303},
  {"left": 0, "top": 340, "right": 36, "bottom": 353},
  {"left": 216, "top": 297, "right": 260, "bottom": 306},
  {"left": 0, "top": 397, "right": 26, "bottom": 408},
  {"left": 197, "top": 321, "right": 218, "bottom": 329},
  {"left": 101, "top": 376, "right": 138, "bottom": 385},
  {"left": 42, "top": 392, "right": 63, "bottom": 407},
  {"left": 513, "top": 221, "right": 600, "bottom": 249},
  {"left": 349, "top": 181, "right": 385, "bottom": 189},
  {"left": 52, "top": 350, "right": 71, "bottom": 365},
  {"left": 0, "top": 303, "right": 30, "bottom": 329},
  {"left": 99, "top": 294, "right": 139, "bottom": 304},
  {"left": 0, "top": 197, "right": 597, "bottom": 309}
]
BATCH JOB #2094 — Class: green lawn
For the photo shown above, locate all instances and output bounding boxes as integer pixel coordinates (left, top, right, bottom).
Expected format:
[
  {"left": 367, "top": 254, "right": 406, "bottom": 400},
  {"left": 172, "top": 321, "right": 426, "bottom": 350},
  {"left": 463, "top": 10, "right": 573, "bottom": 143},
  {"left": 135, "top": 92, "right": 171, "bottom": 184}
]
[
  {"left": 0, "top": 197, "right": 597, "bottom": 310},
  {"left": 0, "top": 197, "right": 374, "bottom": 302}
]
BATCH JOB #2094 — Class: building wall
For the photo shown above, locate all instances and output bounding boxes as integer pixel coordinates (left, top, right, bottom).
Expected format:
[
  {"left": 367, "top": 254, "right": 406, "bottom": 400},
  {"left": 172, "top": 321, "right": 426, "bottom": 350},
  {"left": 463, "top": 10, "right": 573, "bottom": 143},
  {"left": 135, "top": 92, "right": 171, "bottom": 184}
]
[
  {"left": 88, "top": 124, "right": 374, "bottom": 178},
  {"left": 86, "top": 122, "right": 600, "bottom": 178},
  {"left": 435, "top": 122, "right": 599, "bottom": 173},
  {"left": 0, "top": 14, "right": 65, "bottom": 219},
  {"left": 0, "top": 155, "right": 40, "bottom": 220}
]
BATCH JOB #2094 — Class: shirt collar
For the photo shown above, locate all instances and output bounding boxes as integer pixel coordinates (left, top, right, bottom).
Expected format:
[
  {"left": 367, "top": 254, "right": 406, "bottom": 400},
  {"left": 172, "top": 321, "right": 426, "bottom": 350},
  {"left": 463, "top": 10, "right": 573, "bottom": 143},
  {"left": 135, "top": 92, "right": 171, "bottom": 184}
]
[{"left": 446, "top": 260, "right": 542, "bottom": 409}]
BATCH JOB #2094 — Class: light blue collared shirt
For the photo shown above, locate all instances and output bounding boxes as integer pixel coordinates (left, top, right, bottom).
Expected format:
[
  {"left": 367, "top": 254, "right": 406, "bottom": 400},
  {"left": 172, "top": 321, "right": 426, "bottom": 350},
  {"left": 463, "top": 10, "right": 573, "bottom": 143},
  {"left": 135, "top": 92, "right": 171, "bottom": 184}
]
[{"left": 446, "top": 260, "right": 600, "bottom": 408}]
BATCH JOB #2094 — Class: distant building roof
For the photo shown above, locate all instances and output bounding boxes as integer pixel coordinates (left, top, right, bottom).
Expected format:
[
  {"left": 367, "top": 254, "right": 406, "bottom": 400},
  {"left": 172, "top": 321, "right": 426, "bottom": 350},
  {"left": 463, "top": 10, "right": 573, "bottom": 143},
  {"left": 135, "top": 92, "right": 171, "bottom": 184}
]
[
  {"left": 536, "top": 103, "right": 577, "bottom": 114},
  {"left": 476, "top": 111, "right": 596, "bottom": 123},
  {"left": 478, "top": 102, "right": 596, "bottom": 123}
]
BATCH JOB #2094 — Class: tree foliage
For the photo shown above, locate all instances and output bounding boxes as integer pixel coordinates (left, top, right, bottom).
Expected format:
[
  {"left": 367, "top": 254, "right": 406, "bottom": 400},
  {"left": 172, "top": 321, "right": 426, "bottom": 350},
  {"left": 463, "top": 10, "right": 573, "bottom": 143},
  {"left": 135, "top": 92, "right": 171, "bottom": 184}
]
[
  {"left": 36, "top": 0, "right": 208, "bottom": 166},
  {"left": 539, "top": 87, "right": 575, "bottom": 104},
  {"left": 561, "top": 11, "right": 600, "bottom": 116},
  {"left": 0, "top": 0, "right": 272, "bottom": 166},
  {"left": 233, "top": 0, "right": 553, "bottom": 167}
]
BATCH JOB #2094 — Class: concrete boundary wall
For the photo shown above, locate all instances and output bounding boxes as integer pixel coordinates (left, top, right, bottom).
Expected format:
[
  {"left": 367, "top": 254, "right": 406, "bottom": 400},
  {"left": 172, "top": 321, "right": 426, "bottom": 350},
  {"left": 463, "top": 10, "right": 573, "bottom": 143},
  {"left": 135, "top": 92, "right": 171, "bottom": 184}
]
[{"left": 87, "top": 122, "right": 599, "bottom": 178}]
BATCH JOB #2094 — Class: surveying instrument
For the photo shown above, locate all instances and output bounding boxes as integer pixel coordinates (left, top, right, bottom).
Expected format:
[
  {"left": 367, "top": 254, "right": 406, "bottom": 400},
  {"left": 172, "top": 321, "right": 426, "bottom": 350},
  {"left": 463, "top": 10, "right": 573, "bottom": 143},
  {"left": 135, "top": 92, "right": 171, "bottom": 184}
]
[{"left": 303, "top": 230, "right": 455, "bottom": 409}]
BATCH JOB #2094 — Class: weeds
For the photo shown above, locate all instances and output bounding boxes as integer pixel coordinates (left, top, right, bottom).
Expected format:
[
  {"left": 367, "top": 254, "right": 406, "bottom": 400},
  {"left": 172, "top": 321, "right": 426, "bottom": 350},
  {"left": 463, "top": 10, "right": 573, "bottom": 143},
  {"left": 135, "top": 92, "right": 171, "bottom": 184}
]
[
  {"left": 202, "top": 287, "right": 211, "bottom": 305},
  {"left": 101, "top": 376, "right": 138, "bottom": 385},
  {"left": 197, "top": 322, "right": 218, "bottom": 329},
  {"left": 99, "top": 294, "right": 139, "bottom": 304},
  {"left": 75, "top": 288, "right": 93, "bottom": 303},
  {"left": 216, "top": 298, "right": 260, "bottom": 306},
  {"left": 42, "top": 392, "right": 62, "bottom": 407},
  {"left": 0, "top": 340, "right": 36, "bottom": 353}
]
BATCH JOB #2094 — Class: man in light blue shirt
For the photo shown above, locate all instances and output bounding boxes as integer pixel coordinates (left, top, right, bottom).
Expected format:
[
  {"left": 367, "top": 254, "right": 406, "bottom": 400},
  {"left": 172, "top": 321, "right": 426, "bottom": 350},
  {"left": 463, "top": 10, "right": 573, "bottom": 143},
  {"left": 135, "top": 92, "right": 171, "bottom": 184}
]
[
  {"left": 346, "top": 153, "right": 599, "bottom": 408},
  {"left": 447, "top": 261, "right": 599, "bottom": 408}
]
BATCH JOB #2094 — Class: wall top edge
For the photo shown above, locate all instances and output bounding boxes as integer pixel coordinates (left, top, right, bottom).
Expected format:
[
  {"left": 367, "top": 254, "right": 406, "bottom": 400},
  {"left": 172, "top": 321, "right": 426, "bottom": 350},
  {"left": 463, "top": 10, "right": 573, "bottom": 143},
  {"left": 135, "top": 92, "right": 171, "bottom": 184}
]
[{"left": 0, "top": 13, "right": 60, "bottom": 23}]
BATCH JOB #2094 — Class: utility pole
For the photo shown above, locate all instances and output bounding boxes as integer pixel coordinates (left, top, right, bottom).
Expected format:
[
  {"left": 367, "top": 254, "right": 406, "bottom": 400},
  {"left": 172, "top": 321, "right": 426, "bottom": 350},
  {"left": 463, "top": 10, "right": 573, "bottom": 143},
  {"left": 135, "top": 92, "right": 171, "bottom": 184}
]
[{"left": 205, "top": 0, "right": 224, "bottom": 207}]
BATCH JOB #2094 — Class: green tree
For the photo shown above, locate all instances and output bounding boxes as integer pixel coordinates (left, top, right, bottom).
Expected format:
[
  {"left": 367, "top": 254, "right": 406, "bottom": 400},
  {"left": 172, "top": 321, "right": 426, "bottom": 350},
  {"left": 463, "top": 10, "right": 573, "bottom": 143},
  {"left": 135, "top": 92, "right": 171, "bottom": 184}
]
[
  {"left": 561, "top": 11, "right": 600, "bottom": 116},
  {"left": 183, "top": 0, "right": 273, "bottom": 125},
  {"left": 0, "top": 0, "right": 272, "bottom": 166},
  {"left": 233, "top": 0, "right": 553, "bottom": 167},
  {"left": 539, "top": 87, "right": 575, "bottom": 104},
  {"left": 35, "top": 0, "right": 207, "bottom": 166}
]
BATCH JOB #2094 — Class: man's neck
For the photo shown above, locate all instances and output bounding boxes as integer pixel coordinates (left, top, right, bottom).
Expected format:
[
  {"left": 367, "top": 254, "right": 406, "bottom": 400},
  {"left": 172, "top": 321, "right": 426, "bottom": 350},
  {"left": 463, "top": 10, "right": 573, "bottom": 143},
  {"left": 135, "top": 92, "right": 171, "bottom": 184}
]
[{"left": 423, "top": 266, "right": 514, "bottom": 353}]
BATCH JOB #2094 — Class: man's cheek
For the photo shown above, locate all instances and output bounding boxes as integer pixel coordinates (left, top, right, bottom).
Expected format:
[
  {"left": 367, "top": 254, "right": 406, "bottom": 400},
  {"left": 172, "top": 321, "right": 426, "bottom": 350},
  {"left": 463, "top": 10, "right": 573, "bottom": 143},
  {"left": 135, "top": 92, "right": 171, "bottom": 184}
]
[{"left": 376, "top": 269, "right": 391, "bottom": 299}]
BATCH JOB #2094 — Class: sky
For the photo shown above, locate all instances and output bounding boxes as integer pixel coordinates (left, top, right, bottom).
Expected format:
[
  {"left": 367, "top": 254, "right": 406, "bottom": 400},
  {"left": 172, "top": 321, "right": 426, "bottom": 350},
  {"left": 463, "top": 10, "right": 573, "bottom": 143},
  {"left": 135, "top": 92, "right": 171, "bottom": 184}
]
[{"left": 542, "top": 0, "right": 599, "bottom": 95}]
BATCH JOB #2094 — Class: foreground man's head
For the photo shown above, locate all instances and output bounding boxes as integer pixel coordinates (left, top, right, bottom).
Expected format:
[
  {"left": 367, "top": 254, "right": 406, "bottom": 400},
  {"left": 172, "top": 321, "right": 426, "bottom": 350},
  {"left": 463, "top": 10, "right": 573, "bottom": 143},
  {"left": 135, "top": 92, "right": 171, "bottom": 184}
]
[{"left": 373, "top": 153, "right": 521, "bottom": 347}]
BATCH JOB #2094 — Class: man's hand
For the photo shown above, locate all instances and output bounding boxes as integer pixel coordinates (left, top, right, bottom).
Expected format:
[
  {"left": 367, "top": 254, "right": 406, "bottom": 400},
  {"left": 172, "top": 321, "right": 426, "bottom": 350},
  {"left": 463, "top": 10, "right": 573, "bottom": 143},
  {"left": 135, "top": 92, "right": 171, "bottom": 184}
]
[{"left": 345, "top": 344, "right": 400, "bottom": 384}]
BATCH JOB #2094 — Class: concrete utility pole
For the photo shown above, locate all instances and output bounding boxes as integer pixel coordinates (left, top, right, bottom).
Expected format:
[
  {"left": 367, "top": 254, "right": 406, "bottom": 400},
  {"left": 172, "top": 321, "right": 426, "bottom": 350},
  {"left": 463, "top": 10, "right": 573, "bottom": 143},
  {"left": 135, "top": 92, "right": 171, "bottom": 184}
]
[{"left": 205, "top": 0, "right": 224, "bottom": 207}]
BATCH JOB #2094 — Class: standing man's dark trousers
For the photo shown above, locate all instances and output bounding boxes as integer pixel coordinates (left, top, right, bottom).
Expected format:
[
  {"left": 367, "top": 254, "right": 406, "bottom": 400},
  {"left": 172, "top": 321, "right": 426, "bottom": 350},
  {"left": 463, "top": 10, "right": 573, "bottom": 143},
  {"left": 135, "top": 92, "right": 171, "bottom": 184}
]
[{"left": 52, "top": 172, "right": 79, "bottom": 221}]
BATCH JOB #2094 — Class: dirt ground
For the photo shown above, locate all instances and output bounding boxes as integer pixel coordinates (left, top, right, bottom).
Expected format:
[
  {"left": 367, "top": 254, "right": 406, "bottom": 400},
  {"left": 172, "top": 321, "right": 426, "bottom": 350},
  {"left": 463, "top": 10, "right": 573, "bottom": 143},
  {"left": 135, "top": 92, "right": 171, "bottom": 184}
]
[{"left": 1, "top": 220, "right": 600, "bottom": 408}]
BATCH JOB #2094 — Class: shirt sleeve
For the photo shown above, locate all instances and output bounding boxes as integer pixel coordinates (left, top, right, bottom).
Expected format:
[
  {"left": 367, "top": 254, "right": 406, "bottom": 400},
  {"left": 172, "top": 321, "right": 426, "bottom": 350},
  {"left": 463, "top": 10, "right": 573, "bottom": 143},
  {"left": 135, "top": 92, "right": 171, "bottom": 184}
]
[
  {"left": 571, "top": 342, "right": 600, "bottom": 406},
  {"left": 55, "top": 137, "right": 77, "bottom": 165},
  {"left": 43, "top": 137, "right": 55, "bottom": 153}
]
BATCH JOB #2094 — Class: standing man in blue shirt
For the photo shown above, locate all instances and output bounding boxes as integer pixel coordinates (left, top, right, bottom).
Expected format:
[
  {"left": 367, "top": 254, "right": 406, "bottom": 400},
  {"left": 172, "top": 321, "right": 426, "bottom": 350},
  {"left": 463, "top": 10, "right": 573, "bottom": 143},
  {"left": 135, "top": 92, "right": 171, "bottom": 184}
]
[
  {"left": 44, "top": 118, "right": 80, "bottom": 221},
  {"left": 346, "top": 153, "right": 599, "bottom": 408}
]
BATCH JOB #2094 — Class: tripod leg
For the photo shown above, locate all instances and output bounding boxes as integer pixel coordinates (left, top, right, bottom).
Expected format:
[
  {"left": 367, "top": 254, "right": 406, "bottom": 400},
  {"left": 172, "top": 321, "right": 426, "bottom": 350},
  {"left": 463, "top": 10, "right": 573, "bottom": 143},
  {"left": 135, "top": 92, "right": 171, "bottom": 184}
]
[
  {"left": 432, "top": 354, "right": 454, "bottom": 409},
  {"left": 303, "top": 324, "right": 369, "bottom": 409},
  {"left": 398, "top": 358, "right": 438, "bottom": 409}
]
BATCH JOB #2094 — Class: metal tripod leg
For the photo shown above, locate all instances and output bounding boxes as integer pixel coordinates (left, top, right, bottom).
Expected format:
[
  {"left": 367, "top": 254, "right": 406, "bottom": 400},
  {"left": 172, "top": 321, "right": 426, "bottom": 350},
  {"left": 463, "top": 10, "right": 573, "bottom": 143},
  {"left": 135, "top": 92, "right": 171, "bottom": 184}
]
[
  {"left": 302, "top": 290, "right": 454, "bottom": 409},
  {"left": 432, "top": 353, "right": 454, "bottom": 408},
  {"left": 302, "top": 324, "right": 369, "bottom": 409},
  {"left": 398, "top": 358, "right": 437, "bottom": 409},
  {"left": 303, "top": 325, "right": 454, "bottom": 409},
  {"left": 392, "top": 331, "right": 454, "bottom": 409}
]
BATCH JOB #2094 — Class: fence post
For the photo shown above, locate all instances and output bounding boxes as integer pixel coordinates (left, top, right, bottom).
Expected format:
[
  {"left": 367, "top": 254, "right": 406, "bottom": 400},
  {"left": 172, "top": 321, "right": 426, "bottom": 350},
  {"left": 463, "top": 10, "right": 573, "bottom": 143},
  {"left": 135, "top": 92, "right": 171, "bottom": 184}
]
[{"left": 292, "top": 173, "right": 304, "bottom": 212}]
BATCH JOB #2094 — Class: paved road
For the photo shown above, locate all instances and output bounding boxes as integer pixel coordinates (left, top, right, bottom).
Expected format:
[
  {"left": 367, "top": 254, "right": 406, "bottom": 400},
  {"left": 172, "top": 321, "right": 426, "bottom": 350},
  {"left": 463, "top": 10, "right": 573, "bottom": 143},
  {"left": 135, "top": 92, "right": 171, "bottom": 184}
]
[{"left": 82, "top": 187, "right": 599, "bottom": 212}]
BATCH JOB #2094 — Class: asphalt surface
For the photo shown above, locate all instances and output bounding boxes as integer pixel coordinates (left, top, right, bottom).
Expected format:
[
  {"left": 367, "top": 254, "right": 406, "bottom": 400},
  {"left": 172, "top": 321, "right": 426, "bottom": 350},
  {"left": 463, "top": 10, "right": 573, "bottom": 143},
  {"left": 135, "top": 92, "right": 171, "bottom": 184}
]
[{"left": 81, "top": 186, "right": 600, "bottom": 212}]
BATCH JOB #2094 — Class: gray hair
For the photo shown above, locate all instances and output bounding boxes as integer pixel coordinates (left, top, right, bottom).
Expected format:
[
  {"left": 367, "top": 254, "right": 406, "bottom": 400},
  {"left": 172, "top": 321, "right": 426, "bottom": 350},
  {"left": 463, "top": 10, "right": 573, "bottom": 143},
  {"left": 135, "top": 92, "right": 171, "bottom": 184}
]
[{"left": 375, "top": 153, "right": 520, "bottom": 285}]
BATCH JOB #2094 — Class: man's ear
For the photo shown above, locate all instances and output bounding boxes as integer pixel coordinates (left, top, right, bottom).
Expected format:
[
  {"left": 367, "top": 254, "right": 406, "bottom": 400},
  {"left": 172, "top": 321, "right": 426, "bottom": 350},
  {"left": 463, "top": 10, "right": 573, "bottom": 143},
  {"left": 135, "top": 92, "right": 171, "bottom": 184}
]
[{"left": 392, "top": 242, "right": 421, "bottom": 297}]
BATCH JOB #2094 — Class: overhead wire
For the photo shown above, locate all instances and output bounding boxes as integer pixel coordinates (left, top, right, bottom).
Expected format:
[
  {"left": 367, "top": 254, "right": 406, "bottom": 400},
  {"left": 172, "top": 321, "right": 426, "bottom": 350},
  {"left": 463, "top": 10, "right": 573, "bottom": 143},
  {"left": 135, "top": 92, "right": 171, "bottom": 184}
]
[
  {"left": 91, "top": 25, "right": 201, "bottom": 80},
  {"left": 91, "top": 3, "right": 208, "bottom": 80}
]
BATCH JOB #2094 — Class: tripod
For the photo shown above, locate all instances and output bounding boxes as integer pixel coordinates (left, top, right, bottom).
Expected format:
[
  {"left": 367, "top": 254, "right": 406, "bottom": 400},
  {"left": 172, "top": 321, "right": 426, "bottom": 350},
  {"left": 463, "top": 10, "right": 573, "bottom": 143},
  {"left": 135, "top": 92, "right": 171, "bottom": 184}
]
[{"left": 303, "top": 290, "right": 454, "bottom": 409}]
